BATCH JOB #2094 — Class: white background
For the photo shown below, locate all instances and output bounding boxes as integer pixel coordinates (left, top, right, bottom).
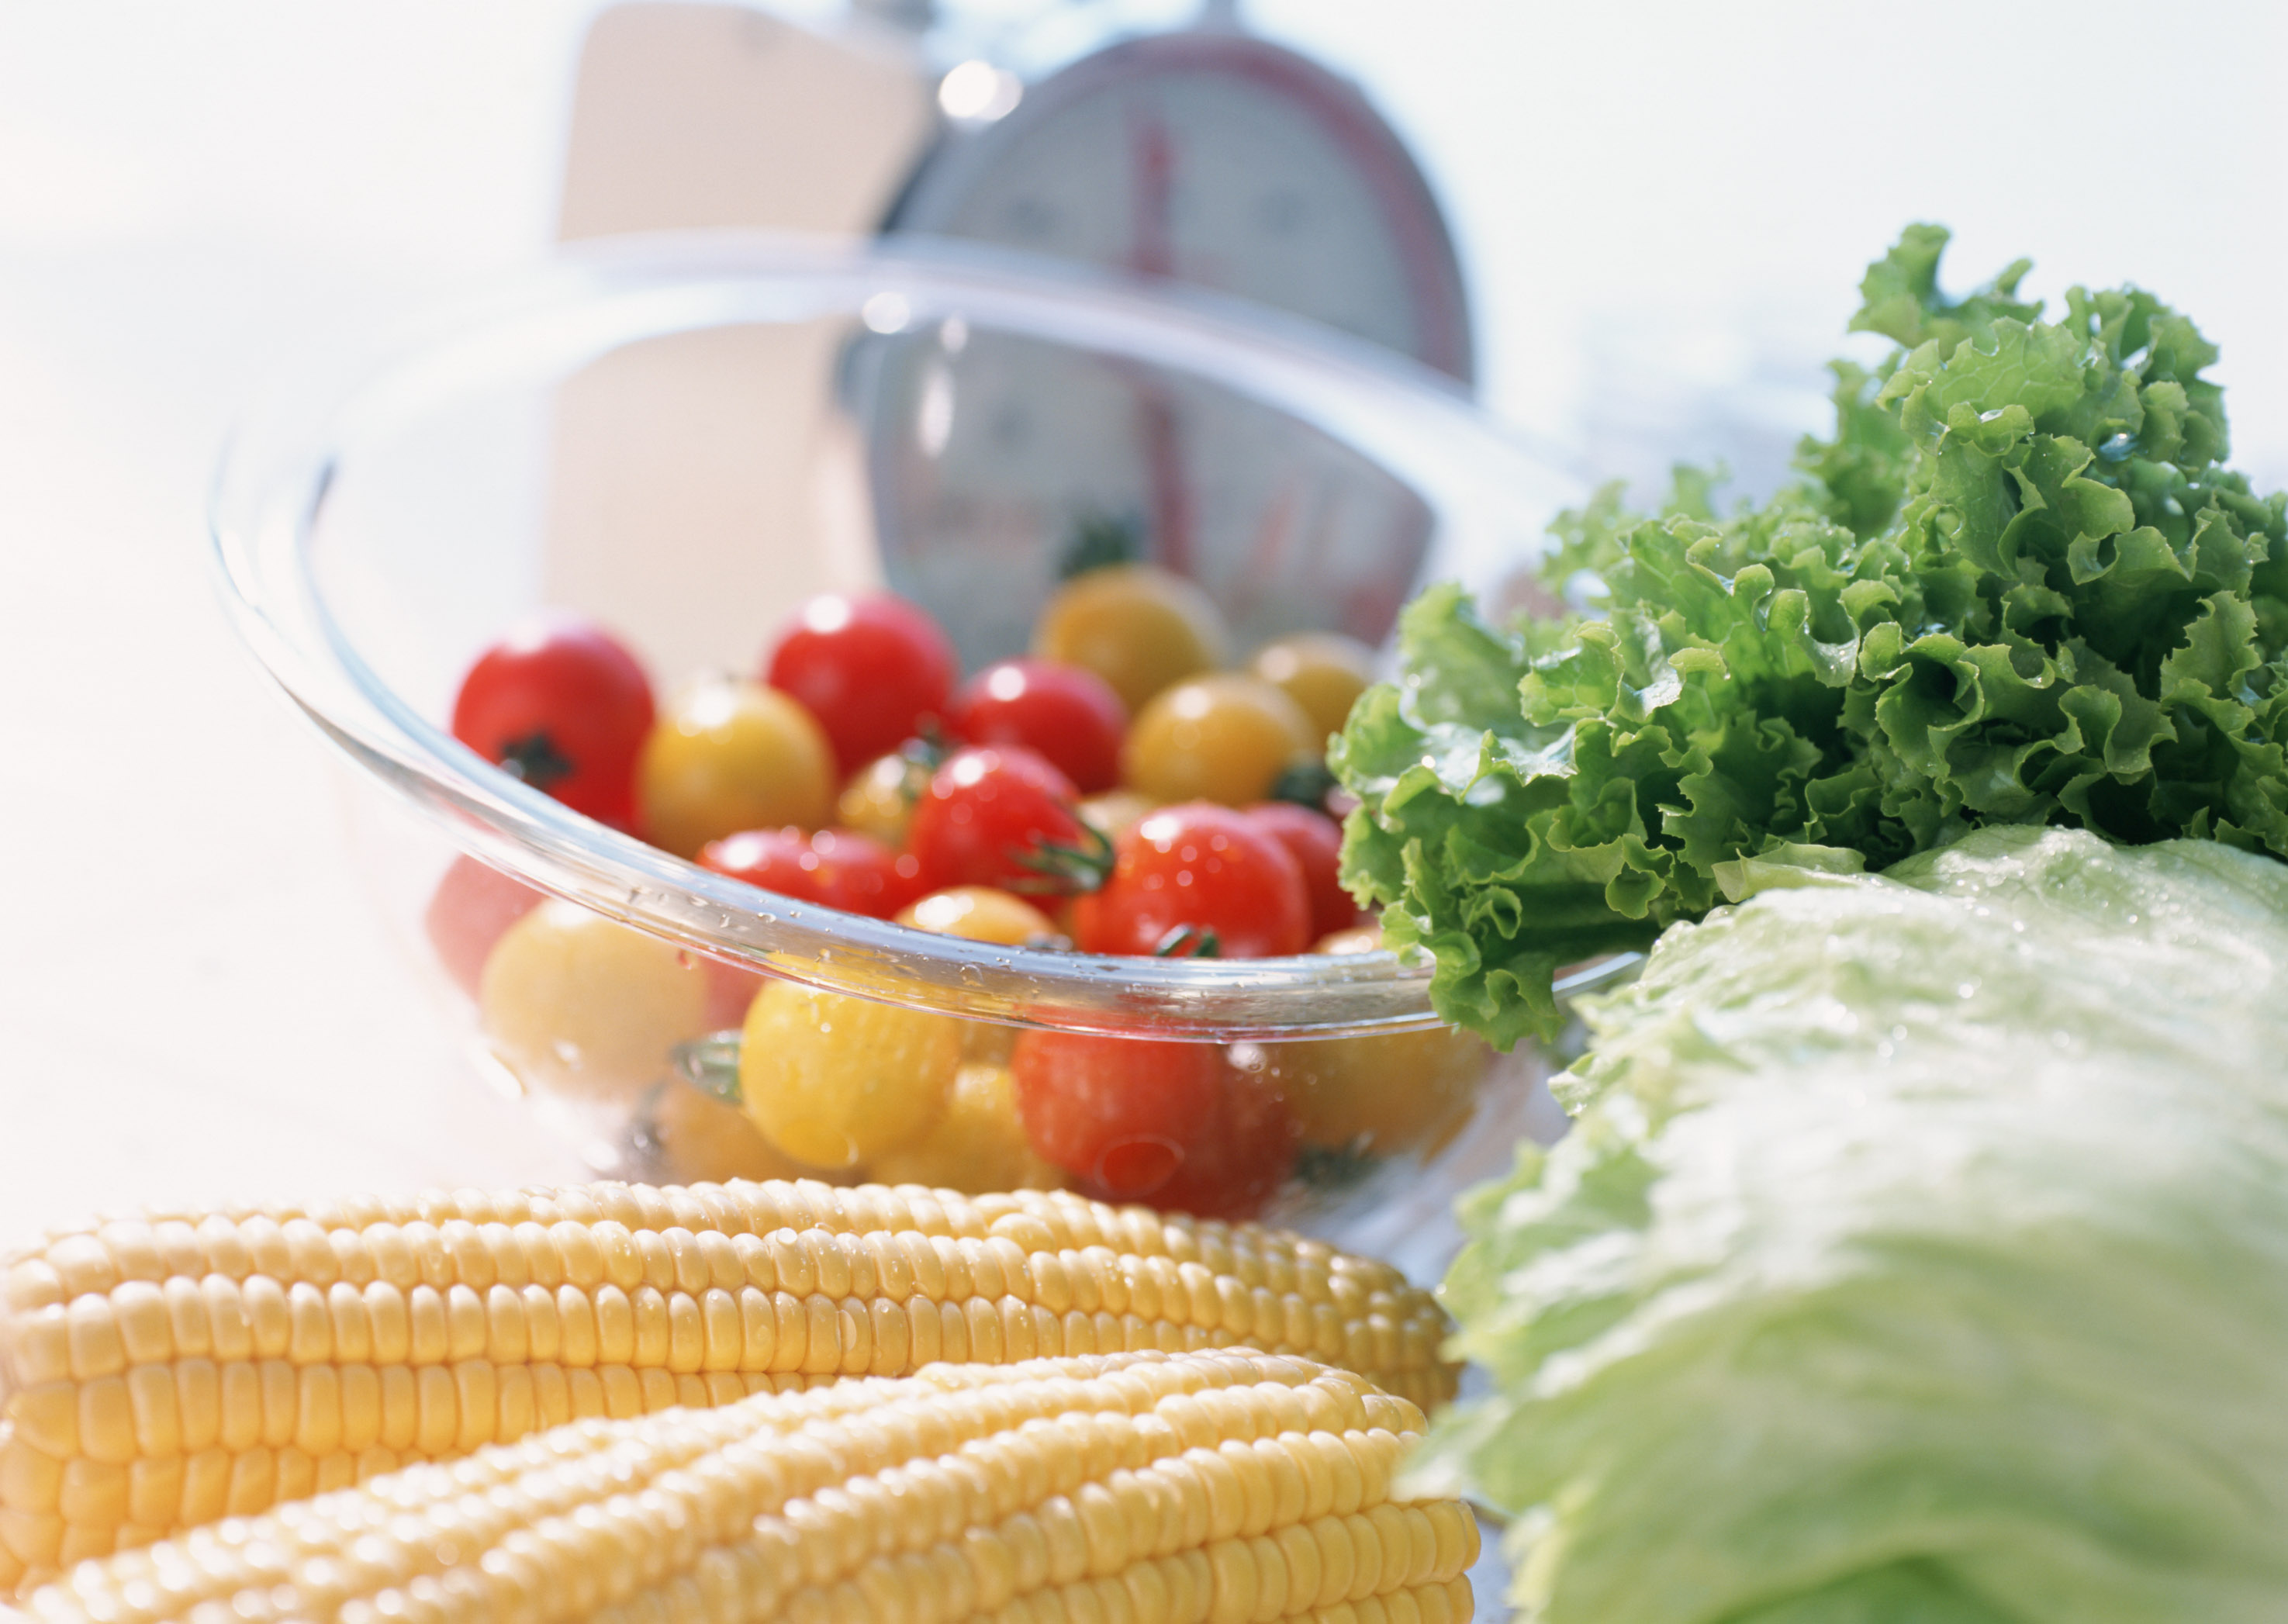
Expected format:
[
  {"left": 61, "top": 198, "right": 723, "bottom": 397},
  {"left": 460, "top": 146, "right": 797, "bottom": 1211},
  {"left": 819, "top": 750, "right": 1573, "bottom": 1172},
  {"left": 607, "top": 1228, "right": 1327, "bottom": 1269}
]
[{"left": 2, "top": 0, "right": 2283, "bottom": 1242}]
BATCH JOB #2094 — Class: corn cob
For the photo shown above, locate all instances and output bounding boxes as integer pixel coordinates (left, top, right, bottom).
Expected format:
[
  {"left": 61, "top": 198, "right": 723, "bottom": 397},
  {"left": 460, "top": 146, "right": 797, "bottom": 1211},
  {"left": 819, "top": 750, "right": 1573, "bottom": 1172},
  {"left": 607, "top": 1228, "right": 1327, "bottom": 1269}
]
[
  {"left": 0, "top": 1180, "right": 1457, "bottom": 1589},
  {"left": 19, "top": 1349, "right": 1476, "bottom": 1624}
]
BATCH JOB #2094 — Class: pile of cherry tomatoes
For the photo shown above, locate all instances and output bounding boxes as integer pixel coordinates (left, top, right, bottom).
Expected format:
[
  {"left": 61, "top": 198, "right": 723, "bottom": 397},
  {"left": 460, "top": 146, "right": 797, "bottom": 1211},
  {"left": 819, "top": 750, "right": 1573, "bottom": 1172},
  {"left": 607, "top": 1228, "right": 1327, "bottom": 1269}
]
[{"left": 425, "top": 563, "right": 1486, "bottom": 1221}]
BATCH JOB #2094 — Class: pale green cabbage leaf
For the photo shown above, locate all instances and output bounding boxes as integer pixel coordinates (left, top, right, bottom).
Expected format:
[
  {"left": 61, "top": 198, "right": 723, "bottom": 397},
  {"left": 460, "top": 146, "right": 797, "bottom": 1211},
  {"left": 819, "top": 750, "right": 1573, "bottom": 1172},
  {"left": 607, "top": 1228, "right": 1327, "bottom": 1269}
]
[{"left": 1412, "top": 828, "right": 2288, "bottom": 1622}]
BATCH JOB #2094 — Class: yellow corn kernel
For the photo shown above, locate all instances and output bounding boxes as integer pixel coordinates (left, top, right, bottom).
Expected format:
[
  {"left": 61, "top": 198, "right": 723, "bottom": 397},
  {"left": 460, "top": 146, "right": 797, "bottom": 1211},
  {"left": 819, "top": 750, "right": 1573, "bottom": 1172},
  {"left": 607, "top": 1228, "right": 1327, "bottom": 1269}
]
[
  {"left": 74, "top": 1378, "right": 134, "bottom": 1467},
  {"left": 454, "top": 1361, "right": 496, "bottom": 1453},
  {"left": 199, "top": 1276, "right": 252, "bottom": 1364},
  {"left": 295, "top": 1364, "right": 341, "bottom": 1457},
  {"left": 178, "top": 1447, "right": 230, "bottom": 1529},
  {"left": 25, "top": 1350, "right": 1473, "bottom": 1624},
  {"left": 222, "top": 1445, "right": 272, "bottom": 1519},
  {"left": 123, "top": 1456, "right": 181, "bottom": 1531},
  {"left": 337, "top": 1364, "right": 381, "bottom": 1455},
  {"left": 64, "top": 1298, "right": 125, "bottom": 1384},
  {"left": 3, "top": 1262, "right": 64, "bottom": 1317},
  {"left": 0, "top": 1508, "right": 61, "bottom": 1594},
  {"left": 55, "top": 1459, "right": 126, "bottom": 1531},
  {"left": 123, "top": 1366, "right": 178, "bottom": 1459},
  {"left": 2, "top": 1183, "right": 1451, "bottom": 1576},
  {"left": 42, "top": 1239, "right": 116, "bottom": 1303},
  {"left": 157, "top": 1278, "right": 207, "bottom": 1362},
  {"left": 103, "top": 1284, "right": 170, "bottom": 1370},
  {"left": 10, "top": 1384, "right": 78, "bottom": 1459},
  {"left": 273, "top": 1445, "right": 316, "bottom": 1508},
  {"left": 0, "top": 1438, "right": 60, "bottom": 1515}
]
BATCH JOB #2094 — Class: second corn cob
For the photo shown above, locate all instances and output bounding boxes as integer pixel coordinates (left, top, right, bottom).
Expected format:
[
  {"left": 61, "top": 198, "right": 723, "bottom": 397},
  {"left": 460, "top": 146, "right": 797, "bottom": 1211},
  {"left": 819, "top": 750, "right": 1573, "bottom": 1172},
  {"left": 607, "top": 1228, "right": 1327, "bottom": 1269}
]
[
  {"left": 20, "top": 1349, "right": 1477, "bottom": 1624},
  {"left": 0, "top": 1180, "right": 1457, "bottom": 1589}
]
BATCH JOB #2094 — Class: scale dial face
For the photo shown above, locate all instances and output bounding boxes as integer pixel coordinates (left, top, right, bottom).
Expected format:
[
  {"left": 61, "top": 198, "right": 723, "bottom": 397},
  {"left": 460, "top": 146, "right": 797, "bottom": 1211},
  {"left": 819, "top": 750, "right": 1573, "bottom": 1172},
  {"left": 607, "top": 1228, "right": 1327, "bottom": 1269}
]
[
  {"left": 859, "top": 32, "right": 1473, "bottom": 671},
  {"left": 890, "top": 31, "right": 1472, "bottom": 381}
]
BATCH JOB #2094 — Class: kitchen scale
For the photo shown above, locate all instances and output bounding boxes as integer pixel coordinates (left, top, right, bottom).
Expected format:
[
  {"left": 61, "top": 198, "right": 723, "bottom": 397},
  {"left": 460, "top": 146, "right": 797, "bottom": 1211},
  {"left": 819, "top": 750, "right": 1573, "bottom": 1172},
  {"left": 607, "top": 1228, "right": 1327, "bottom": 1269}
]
[
  {"left": 882, "top": 7, "right": 1471, "bottom": 377},
  {"left": 548, "top": 0, "right": 1475, "bottom": 672}
]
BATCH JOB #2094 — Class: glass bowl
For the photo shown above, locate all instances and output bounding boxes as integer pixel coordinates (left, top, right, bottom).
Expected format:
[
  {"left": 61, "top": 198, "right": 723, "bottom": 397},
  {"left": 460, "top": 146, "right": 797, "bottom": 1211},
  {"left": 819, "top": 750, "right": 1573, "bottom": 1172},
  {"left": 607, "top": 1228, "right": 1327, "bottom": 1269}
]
[{"left": 212, "top": 232, "right": 1609, "bottom": 1252}]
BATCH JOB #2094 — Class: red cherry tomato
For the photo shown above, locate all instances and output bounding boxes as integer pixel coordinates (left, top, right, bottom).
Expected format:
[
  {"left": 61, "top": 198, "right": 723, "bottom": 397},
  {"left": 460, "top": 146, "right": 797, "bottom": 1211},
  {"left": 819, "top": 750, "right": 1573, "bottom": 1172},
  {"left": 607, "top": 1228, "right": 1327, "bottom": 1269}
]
[
  {"left": 700, "top": 959, "right": 768, "bottom": 1033},
  {"left": 1244, "top": 802, "right": 1365, "bottom": 940},
  {"left": 1069, "top": 802, "right": 1312, "bottom": 959},
  {"left": 1139, "top": 1060, "right": 1298, "bottom": 1222},
  {"left": 1010, "top": 1031, "right": 1225, "bottom": 1200},
  {"left": 423, "top": 854, "right": 544, "bottom": 999},
  {"left": 945, "top": 658, "right": 1128, "bottom": 794},
  {"left": 451, "top": 614, "right": 655, "bottom": 827},
  {"left": 906, "top": 745, "right": 1096, "bottom": 895},
  {"left": 762, "top": 593, "right": 956, "bottom": 778},
  {"left": 698, "top": 826, "right": 926, "bottom": 920}
]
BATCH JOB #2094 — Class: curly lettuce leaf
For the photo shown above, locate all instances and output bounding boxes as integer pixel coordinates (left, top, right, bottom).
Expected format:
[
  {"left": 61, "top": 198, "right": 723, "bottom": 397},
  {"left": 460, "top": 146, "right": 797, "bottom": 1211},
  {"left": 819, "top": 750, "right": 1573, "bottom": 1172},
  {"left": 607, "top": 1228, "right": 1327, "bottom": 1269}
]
[
  {"left": 1331, "top": 584, "right": 1650, "bottom": 1049},
  {"left": 1338, "top": 225, "right": 2288, "bottom": 1045}
]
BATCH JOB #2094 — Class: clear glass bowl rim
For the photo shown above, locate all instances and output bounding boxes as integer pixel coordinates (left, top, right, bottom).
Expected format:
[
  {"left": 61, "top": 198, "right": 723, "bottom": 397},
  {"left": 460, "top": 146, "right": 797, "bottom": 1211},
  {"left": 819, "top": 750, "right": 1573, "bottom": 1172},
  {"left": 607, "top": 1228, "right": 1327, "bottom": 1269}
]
[{"left": 210, "top": 230, "right": 1608, "bottom": 1039}]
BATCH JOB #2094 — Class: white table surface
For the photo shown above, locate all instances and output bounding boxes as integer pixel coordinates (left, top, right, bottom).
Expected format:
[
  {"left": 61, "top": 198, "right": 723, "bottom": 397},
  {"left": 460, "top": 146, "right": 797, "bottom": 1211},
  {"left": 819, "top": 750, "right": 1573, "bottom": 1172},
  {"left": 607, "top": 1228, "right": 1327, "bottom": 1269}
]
[{"left": 3, "top": 0, "right": 2283, "bottom": 1249}]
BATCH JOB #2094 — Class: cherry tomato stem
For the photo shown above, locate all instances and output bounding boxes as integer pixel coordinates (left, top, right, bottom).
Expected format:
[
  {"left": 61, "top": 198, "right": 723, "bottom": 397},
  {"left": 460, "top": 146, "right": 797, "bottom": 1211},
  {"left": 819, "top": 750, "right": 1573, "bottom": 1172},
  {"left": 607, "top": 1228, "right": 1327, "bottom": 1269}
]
[
  {"left": 451, "top": 614, "right": 655, "bottom": 827},
  {"left": 906, "top": 745, "right": 1101, "bottom": 896},
  {"left": 1069, "top": 801, "right": 1312, "bottom": 959}
]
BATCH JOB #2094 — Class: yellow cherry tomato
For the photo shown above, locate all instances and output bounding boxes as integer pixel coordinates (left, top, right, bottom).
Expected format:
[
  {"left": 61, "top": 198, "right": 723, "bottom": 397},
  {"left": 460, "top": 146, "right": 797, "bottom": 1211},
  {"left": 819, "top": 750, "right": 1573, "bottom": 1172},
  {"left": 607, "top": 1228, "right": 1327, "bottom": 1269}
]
[
  {"left": 1249, "top": 1026, "right": 1488, "bottom": 1156},
  {"left": 960, "top": 1022, "right": 1018, "bottom": 1066},
  {"left": 738, "top": 980, "right": 961, "bottom": 1169},
  {"left": 637, "top": 1082, "right": 821, "bottom": 1184},
  {"left": 638, "top": 676, "right": 834, "bottom": 858},
  {"left": 1121, "top": 672, "right": 1318, "bottom": 806},
  {"left": 1078, "top": 788, "right": 1159, "bottom": 844},
  {"left": 1243, "top": 920, "right": 1485, "bottom": 1154},
  {"left": 870, "top": 1063, "right": 1068, "bottom": 1194},
  {"left": 898, "top": 886, "right": 1059, "bottom": 946},
  {"left": 897, "top": 886, "right": 1058, "bottom": 1063},
  {"left": 1032, "top": 564, "right": 1229, "bottom": 714},
  {"left": 836, "top": 749, "right": 928, "bottom": 847},
  {"left": 1250, "top": 631, "right": 1378, "bottom": 743},
  {"left": 479, "top": 899, "right": 710, "bottom": 1103}
]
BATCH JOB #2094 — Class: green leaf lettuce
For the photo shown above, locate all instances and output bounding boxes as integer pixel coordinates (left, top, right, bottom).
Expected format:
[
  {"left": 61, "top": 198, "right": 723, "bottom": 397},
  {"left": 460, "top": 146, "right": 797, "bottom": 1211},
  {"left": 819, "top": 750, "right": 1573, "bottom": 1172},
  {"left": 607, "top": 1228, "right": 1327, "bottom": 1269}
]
[{"left": 1335, "top": 226, "right": 2288, "bottom": 1045}]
